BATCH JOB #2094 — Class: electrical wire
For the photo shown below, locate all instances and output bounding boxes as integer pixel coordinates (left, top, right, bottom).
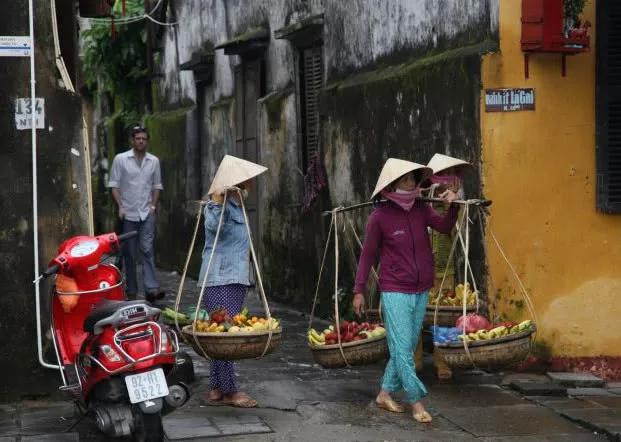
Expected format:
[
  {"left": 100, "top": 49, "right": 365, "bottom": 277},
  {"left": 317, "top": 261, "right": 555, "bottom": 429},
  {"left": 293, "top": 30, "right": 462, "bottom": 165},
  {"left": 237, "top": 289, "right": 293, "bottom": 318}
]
[
  {"left": 79, "top": 0, "right": 175, "bottom": 26},
  {"left": 144, "top": 14, "right": 178, "bottom": 26}
]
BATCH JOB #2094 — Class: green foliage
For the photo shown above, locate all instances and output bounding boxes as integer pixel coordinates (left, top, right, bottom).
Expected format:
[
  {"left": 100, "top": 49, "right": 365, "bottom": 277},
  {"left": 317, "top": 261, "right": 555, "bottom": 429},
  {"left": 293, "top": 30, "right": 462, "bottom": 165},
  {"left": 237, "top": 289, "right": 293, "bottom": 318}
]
[
  {"left": 564, "top": 0, "right": 586, "bottom": 20},
  {"left": 81, "top": 0, "right": 147, "bottom": 113}
]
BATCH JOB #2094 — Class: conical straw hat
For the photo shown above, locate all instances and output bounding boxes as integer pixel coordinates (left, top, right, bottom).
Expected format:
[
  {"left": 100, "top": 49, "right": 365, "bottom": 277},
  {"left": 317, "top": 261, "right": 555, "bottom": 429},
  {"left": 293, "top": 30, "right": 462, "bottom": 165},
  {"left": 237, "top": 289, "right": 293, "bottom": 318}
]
[
  {"left": 371, "top": 158, "right": 433, "bottom": 199},
  {"left": 207, "top": 155, "right": 268, "bottom": 196},
  {"left": 427, "top": 153, "right": 471, "bottom": 174}
]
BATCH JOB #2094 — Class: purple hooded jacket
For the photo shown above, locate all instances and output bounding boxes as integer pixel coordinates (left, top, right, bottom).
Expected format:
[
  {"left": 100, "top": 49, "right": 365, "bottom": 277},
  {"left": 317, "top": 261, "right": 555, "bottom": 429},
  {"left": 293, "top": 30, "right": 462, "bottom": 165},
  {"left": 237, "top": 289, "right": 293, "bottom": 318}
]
[{"left": 354, "top": 200, "right": 459, "bottom": 295}]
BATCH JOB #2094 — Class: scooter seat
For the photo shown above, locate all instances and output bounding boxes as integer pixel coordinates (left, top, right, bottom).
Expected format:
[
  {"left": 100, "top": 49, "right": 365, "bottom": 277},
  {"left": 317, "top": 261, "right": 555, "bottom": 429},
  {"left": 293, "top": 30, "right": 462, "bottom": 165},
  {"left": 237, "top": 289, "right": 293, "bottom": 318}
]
[{"left": 83, "top": 300, "right": 151, "bottom": 334}]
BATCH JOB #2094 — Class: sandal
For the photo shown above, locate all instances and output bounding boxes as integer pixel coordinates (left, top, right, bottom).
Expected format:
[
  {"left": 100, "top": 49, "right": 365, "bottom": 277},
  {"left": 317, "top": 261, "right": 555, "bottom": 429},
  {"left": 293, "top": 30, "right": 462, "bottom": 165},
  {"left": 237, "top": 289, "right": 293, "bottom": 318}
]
[
  {"left": 413, "top": 411, "right": 433, "bottom": 423},
  {"left": 376, "top": 397, "right": 405, "bottom": 413},
  {"left": 222, "top": 392, "right": 258, "bottom": 408},
  {"left": 204, "top": 389, "right": 224, "bottom": 405}
]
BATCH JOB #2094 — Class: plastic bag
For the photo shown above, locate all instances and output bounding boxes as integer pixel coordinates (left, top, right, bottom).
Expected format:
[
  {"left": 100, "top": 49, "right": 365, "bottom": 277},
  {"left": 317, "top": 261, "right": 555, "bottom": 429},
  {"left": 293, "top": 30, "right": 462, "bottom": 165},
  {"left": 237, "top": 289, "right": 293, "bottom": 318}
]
[{"left": 432, "top": 326, "right": 461, "bottom": 344}]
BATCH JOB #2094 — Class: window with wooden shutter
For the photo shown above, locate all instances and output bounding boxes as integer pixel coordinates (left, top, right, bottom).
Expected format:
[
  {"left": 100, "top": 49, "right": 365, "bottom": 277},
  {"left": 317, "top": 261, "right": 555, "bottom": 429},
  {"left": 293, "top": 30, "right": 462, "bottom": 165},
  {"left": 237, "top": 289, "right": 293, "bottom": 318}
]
[
  {"left": 299, "top": 46, "right": 323, "bottom": 172},
  {"left": 234, "top": 57, "right": 265, "bottom": 239},
  {"left": 597, "top": 0, "right": 621, "bottom": 213}
]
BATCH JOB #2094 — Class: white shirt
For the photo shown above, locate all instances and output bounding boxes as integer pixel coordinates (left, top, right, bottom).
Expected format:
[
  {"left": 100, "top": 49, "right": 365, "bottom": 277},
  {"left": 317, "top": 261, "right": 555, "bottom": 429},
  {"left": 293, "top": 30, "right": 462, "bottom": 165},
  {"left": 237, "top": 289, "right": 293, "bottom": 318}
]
[{"left": 107, "top": 149, "right": 163, "bottom": 222}]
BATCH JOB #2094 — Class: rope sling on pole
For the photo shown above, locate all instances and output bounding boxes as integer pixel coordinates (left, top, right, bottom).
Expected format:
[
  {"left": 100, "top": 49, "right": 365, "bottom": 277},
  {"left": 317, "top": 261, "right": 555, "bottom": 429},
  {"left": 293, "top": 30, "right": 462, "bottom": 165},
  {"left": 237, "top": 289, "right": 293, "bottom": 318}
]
[
  {"left": 173, "top": 188, "right": 278, "bottom": 360},
  {"left": 332, "top": 209, "right": 351, "bottom": 367},
  {"left": 321, "top": 193, "right": 537, "bottom": 370},
  {"left": 432, "top": 202, "right": 538, "bottom": 370},
  {"left": 307, "top": 207, "right": 388, "bottom": 368},
  {"left": 173, "top": 200, "right": 204, "bottom": 344}
]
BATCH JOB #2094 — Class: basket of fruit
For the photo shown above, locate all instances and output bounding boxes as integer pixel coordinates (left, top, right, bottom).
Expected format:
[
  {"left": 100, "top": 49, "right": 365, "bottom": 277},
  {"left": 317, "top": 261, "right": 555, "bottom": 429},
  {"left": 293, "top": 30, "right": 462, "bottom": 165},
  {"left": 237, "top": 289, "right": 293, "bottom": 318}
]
[
  {"left": 182, "top": 308, "right": 282, "bottom": 360},
  {"left": 307, "top": 320, "right": 388, "bottom": 368},
  {"left": 434, "top": 317, "right": 536, "bottom": 370},
  {"left": 424, "top": 283, "right": 477, "bottom": 327}
]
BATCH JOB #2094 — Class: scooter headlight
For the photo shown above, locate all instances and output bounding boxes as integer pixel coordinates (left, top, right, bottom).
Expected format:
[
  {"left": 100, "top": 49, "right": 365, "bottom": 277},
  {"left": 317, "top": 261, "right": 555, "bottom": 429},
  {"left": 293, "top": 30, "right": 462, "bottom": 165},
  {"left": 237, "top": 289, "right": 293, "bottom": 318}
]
[{"left": 100, "top": 345, "right": 122, "bottom": 362}]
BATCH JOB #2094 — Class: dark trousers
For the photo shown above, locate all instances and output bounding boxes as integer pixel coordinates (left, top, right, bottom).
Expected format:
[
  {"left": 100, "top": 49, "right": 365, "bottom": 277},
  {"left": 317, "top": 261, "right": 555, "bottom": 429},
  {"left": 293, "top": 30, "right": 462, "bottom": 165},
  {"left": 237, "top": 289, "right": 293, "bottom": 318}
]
[{"left": 122, "top": 214, "right": 159, "bottom": 298}]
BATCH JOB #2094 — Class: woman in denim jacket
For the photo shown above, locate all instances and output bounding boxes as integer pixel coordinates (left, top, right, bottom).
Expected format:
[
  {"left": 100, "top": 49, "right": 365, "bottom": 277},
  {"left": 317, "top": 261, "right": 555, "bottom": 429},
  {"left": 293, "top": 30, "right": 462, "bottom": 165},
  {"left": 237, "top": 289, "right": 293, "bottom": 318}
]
[{"left": 198, "top": 155, "right": 267, "bottom": 408}]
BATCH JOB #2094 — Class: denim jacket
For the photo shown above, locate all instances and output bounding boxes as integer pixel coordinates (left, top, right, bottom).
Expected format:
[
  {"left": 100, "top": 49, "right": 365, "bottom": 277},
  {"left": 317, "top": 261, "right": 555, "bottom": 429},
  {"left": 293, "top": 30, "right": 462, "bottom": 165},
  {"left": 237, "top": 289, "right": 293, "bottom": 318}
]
[{"left": 197, "top": 199, "right": 250, "bottom": 287}]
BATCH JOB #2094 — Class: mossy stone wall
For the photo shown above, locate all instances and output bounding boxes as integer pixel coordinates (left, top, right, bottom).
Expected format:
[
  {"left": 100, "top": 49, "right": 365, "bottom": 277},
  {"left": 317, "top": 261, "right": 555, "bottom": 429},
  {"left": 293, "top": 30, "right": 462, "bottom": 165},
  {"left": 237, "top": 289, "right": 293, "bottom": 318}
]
[
  {"left": 144, "top": 108, "right": 203, "bottom": 275},
  {"left": 321, "top": 43, "right": 493, "bottom": 304}
]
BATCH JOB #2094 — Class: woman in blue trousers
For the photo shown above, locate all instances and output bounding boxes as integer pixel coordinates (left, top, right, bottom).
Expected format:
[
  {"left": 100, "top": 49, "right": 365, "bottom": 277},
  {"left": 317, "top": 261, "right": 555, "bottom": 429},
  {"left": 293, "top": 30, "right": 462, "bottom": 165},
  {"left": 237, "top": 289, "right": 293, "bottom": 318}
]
[{"left": 353, "top": 158, "right": 458, "bottom": 423}]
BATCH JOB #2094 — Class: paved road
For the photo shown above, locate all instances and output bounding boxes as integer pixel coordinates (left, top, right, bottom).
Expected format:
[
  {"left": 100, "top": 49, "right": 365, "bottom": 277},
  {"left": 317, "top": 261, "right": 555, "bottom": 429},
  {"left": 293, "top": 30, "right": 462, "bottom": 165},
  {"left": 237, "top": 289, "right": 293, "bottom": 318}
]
[{"left": 0, "top": 268, "right": 616, "bottom": 441}]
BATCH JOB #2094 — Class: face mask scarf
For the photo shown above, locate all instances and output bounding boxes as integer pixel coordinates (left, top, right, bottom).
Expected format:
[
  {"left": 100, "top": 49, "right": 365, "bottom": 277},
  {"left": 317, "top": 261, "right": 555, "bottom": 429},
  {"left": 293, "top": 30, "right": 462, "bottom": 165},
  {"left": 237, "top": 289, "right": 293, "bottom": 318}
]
[{"left": 380, "top": 188, "right": 420, "bottom": 211}]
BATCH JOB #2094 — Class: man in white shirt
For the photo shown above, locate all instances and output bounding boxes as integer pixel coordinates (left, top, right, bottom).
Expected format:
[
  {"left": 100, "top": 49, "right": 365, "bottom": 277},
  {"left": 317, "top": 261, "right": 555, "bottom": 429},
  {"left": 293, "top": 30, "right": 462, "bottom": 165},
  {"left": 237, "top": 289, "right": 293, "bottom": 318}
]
[{"left": 107, "top": 125, "right": 164, "bottom": 301}]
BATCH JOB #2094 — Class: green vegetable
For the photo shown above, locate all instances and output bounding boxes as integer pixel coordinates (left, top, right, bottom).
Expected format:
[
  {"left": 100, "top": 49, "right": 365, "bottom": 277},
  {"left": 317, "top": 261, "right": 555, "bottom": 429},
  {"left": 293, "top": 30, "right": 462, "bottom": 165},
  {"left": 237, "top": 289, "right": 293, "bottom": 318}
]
[{"left": 162, "top": 307, "right": 188, "bottom": 321}]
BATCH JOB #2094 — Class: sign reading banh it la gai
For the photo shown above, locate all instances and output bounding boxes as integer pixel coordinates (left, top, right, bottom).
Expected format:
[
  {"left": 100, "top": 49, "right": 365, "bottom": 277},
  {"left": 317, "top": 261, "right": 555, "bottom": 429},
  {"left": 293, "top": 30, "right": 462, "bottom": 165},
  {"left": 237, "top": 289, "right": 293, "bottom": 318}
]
[{"left": 485, "top": 88, "right": 535, "bottom": 112}]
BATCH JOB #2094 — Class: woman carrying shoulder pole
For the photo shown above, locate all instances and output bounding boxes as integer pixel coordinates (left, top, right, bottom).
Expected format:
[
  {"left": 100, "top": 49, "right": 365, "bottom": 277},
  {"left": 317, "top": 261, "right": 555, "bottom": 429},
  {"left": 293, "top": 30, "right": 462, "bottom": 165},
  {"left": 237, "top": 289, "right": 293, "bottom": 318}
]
[
  {"left": 198, "top": 155, "right": 267, "bottom": 408},
  {"left": 422, "top": 153, "right": 474, "bottom": 380},
  {"left": 352, "top": 158, "right": 458, "bottom": 423}
]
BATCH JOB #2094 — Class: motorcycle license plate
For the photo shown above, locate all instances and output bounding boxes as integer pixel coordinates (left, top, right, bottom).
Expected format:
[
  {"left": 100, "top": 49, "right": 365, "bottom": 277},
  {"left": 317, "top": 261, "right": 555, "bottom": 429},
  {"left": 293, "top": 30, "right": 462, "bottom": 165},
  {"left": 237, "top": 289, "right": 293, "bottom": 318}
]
[{"left": 125, "top": 368, "right": 169, "bottom": 404}]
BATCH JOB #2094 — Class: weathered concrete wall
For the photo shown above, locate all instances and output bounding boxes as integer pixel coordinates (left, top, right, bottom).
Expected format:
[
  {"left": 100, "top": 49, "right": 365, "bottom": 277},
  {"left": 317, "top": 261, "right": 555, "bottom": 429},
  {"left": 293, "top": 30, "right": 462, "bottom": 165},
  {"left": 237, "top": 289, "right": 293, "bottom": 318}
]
[
  {"left": 323, "top": 0, "right": 497, "bottom": 78},
  {"left": 160, "top": 0, "right": 497, "bottom": 105},
  {"left": 143, "top": 107, "right": 204, "bottom": 274},
  {"left": 0, "top": 2, "right": 90, "bottom": 399},
  {"left": 147, "top": 0, "right": 498, "bottom": 311}
]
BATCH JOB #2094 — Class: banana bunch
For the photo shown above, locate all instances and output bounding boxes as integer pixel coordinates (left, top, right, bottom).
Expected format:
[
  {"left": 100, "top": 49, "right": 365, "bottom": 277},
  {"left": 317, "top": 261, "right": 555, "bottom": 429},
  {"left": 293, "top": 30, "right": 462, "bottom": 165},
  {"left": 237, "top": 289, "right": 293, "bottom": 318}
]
[
  {"left": 429, "top": 283, "right": 478, "bottom": 307},
  {"left": 516, "top": 319, "right": 533, "bottom": 332},
  {"left": 193, "top": 317, "right": 280, "bottom": 333},
  {"left": 457, "top": 320, "right": 534, "bottom": 343},
  {"left": 307, "top": 328, "right": 326, "bottom": 346},
  {"left": 194, "top": 320, "right": 225, "bottom": 333},
  {"left": 251, "top": 317, "right": 280, "bottom": 331}
]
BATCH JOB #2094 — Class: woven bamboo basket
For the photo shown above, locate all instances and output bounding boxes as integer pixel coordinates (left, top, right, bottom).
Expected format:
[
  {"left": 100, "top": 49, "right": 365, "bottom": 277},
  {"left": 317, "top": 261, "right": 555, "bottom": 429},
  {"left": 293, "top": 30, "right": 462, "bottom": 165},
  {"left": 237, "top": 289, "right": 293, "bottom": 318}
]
[
  {"left": 309, "top": 335, "right": 388, "bottom": 368},
  {"left": 181, "top": 325, "right": 281, "bottom": 360},
  {"left": 424, "top": 304, "right": 476, "bottom": 327},
  {"left": 435, "top": 328, "right": 534, "bottom": 370}
]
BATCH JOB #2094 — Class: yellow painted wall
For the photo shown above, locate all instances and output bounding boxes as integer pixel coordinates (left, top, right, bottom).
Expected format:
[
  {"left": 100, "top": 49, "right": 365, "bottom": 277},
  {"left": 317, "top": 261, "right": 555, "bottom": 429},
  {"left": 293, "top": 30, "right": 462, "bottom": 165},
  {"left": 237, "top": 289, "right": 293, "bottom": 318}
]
[{"left": 481, "top": 0, "right": 621, "bottom": 357}]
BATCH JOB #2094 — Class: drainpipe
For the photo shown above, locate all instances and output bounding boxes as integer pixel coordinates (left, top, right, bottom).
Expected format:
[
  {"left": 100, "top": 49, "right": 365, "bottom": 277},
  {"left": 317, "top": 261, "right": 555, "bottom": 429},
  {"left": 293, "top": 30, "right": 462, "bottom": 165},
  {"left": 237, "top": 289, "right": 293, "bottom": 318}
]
[{"left": 30, "top": 0, "right": 59, "bottom": 370}]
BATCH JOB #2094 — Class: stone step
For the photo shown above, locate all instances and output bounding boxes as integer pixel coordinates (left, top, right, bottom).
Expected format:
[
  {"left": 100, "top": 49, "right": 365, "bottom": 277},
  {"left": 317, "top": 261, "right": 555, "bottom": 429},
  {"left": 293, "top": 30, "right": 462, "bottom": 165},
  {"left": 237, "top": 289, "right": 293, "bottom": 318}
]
[
  {"left": 547, "top": 372, "right": 605, "bottom": 388},
  {"left": 509, "top": 381, "right": 567, "bottom": 396}
]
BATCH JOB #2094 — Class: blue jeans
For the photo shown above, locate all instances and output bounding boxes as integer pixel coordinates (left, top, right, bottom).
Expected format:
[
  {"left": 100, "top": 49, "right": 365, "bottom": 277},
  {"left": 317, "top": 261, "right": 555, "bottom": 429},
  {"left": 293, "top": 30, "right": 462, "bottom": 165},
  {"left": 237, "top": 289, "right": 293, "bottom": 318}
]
[
  {"left": 122, "top": 214, "right": 159, "bottom": 297},
  {"left": 381, "top": 291, "right": 429, "bottom": 403}
]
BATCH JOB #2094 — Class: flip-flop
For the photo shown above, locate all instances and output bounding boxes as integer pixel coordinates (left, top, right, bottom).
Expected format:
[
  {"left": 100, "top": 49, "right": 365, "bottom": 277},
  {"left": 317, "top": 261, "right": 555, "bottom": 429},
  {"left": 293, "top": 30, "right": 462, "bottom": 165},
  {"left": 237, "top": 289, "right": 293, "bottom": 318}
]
[
  {"left": 222, "top": 393, "right": 258, "bottom": 408},
  {"left": 413, "top": 411, "right": 433, "bottom": 423},
  {"left": 204, "top": 390, "right": 224, "bottom": 406},
  {"left": 375, "top": 398, "right": 405, "bottom": 413}
]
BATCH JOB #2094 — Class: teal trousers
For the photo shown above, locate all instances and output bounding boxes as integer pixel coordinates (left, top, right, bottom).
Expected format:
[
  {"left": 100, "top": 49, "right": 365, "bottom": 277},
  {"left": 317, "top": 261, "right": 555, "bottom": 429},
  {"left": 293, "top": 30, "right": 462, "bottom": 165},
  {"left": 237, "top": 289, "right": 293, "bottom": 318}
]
[{"left": 381, "top": 291, "right": 429, "bottom": 403}]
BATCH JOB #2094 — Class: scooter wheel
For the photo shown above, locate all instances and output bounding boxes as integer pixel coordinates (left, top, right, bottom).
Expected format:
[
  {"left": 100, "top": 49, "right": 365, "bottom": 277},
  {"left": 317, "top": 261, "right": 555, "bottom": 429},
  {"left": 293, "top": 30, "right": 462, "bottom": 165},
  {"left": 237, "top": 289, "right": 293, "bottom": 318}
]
[{"left": 133, "top": 410, "right": 163, "bottom": 442}]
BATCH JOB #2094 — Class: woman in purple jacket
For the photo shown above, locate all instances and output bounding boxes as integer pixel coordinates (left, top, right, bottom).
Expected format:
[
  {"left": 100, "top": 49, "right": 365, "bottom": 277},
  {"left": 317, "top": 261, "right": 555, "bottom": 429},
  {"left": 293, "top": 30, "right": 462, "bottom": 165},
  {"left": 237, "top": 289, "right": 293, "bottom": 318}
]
[{"left": 353, "top": 158, "right": 458, "bottom": 423}]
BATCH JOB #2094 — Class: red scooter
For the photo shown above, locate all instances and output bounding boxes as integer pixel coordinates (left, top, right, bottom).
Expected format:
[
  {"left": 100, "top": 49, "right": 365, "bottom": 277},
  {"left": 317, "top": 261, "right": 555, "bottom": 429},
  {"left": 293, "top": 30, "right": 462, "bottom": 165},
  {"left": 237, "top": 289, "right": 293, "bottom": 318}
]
[{"left": 38, "top": 231, "right": 192, "bottom": 442}]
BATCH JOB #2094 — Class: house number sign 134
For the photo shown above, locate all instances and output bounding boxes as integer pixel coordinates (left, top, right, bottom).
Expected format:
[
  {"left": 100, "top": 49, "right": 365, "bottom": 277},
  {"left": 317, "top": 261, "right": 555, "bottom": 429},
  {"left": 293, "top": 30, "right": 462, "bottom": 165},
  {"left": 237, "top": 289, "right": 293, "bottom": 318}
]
[
  {"left": 15, "top": 98, "right": 45, "bottom": 130},
  {"left": 485, "top": 88, "right": 535, "bottom": 112}
]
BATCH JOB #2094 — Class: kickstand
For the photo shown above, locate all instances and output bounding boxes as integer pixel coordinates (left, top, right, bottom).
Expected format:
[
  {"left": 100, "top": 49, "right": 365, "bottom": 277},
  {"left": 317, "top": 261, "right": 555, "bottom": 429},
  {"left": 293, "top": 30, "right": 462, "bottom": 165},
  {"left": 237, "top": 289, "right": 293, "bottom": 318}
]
[{"left": 63, "top": 402, "right": 90, "bottom": 433}]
